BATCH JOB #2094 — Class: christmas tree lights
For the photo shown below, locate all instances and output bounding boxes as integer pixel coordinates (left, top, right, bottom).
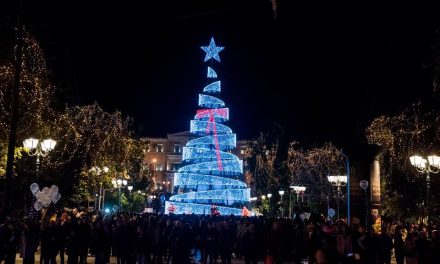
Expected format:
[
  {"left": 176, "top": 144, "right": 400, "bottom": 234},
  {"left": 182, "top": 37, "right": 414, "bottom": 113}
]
[
  {"left": 207, "top": 67, "right": 218, "bottom": 78},
  {"left": 166, "top": 37, "right": 250, "bottom": 215},
  {"left": 198, "top": 94, "right": 225, "bottom": 108},
  {"left": 190, "top": 120, "right": 232, "bottom": 136},
  {"left": 200, "top": 37, "right": 225, "bottom": 62},
  {"left": 203, "top": 81, "right": 221, "bottom": 93}
]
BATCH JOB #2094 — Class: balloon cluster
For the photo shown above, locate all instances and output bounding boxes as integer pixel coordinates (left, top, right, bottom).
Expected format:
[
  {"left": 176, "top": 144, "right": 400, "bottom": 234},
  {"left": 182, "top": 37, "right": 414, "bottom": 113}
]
[{"left": 30, "top": 183, "right": 61, "bottom": 211}]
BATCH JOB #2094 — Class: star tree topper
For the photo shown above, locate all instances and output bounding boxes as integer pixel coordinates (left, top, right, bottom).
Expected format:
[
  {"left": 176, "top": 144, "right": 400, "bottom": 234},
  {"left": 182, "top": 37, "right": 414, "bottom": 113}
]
[{"left": 201, "top": 37, "right": 225, "bottom": 62}]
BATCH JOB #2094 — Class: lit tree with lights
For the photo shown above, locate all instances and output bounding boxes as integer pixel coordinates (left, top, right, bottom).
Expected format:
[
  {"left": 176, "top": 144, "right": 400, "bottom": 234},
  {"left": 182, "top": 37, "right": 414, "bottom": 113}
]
[
  {"left": 0, "top": 29, "right": 151, "bottom": 208},
  {"left": 244, "top": 132, "right": 346, "bottom": 214},
  {"left": 366, "top": 102, "right": 440, "bottom": 221},
  {"left": 165, "top": 37, "right": 250, "bottom": 215},
  {"left": 286, "top": 142, "right": 346, "bottom": 213},
  {"left": 63, "top": 104, "right": 151, "bottom": 205},
  {"left": 244, "top": 132, "right": 282, "bottom": 195}
]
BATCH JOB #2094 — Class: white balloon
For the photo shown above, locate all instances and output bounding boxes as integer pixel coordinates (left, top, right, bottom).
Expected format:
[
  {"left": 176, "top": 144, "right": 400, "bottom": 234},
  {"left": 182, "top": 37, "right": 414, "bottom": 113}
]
[
  {"left": 42, "top": 187, "right": 50, "bottom": 195},
  {"left": 359, "top": 180, "right": 369, "bottom": 190},
  {"left": 30, "top": 183, "right": 39, "bottom": 195},
  {"left": 49, "top": 190, "right": 57, "bottom": 200},
  {"left": 42, "top": 194, "right": 51, "bottom": 206},
  {"left": 35, "top": 191, "right": 43, "bottom": 201},
  {"left": 44, "top": 195, "right": 51, "bottom": 203},
  {"left": 34, "top": 201, "right": 43, "bottom": 211},
  {"left": 50, "top": 185, "right": 59, "bottom": 195},
  {"left": 53, "top": 192, "right": 61, "bottom": 204}
]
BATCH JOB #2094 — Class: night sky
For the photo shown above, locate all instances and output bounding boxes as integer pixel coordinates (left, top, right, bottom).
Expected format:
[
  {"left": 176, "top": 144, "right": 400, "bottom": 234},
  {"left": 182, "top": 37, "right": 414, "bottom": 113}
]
[{"left": 2, "top": 0, "right": 440, "bottom": 151}]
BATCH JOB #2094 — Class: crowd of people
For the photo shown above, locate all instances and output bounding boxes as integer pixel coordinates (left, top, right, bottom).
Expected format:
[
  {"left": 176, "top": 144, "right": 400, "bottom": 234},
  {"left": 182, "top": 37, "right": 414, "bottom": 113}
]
[{"left": 0, "top": 208, "right": 439, "bottom": 264}]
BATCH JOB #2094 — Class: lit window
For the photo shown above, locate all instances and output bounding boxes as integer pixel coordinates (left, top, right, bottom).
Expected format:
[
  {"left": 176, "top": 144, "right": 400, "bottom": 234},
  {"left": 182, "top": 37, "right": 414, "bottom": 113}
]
[
  {"left": 156, "top": 144, "right": 163, "bottom": 153},
  {"left": 172, "top": 163, "right": 180, "bottom": 171},
  {"left": 174, "top": 144, "right": 181, "bottom": 153},
  {"left": 155, "top": 163, "right": 163, "bottom": 171}
]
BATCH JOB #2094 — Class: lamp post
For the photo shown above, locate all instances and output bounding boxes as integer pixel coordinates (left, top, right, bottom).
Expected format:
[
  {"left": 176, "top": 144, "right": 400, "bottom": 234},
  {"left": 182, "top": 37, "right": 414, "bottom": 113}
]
[
  {"left": 409, "top": 154, "right": 440, "bottom": 233},
  {"left": 278, "top": 189, "right": 285, "bottom": 217},
  {"left": 261, "top": 195, "right": 267, "bottom": 215},
  {"left": 267, "top": 193, "right": 272, "bottom": 215},
  {"left": 327, "top": 175, "right": 347, "bottom": 220},
  {"left": 112, "top": 178, "right": 127, "bottom": 213},
  {"left": 291, "top": 186, "right": 306, "bottom": 212},
  {"left": 90, "top": 166, "right": 109, "bottom": 211},
  {"left": 23, "top": 138, "right": 57, "bottom": 173},
  {"left": 359, "top": 180, "right": 369, "bottom": 230},
  {"left": 127, "top": 185, "right": 133, "bottom": 212}
]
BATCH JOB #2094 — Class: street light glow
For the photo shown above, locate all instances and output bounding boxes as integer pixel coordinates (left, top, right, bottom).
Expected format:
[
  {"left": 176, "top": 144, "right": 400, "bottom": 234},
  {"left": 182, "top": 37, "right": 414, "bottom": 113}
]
[
  {"left": 41, "top": 139, "right": 57, "bottom": 152},
  {"left": 327, "top": 175, "right": 347, "bottom": 186},
  {"left": 23, "top": 138, "right": 39, "bottom": 150}
]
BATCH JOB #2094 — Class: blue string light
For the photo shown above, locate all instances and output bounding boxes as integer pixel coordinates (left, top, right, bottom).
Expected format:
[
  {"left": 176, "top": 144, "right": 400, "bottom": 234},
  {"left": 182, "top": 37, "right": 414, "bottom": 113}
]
[
  {"left": 198, "top": 94, "right": 225, "bottom": 108},
  {"left": 207, "top": 67, "right": 218, "bottom": 78},
  {"left": 170, "top": 189, "right": 250, "bottom": 203},
  {"left": 174, "top": 173, "right": 247, "bottom": 188},
  {"left": 203, "top": 81, "right": 221, "bottom": 93},
  {"left": 165, "top": 201, "right": 249, "bottom": 215},
  {"left": 182, "top": 147, "right": 240, "bottom": 163},
  {"left": 178, "top": 160, "right": 243, "bottom": 175},
  {"left": 190, "top": 120, "right": 232, "bottom": 135},
  {"left": 186, "top": 134, "right": 236, "bottom": 150}
]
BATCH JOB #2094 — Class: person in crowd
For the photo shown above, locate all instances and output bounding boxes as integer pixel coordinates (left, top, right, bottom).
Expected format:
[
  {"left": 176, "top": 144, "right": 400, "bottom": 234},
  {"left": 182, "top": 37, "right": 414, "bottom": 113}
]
[
  {"left": 378, "top": 226, "right": 393, "bottom": 264},
  {"left": 219, "top": 220, "right": 235, "bottom": 264},
  {"left": 4, "top": 208, "right": 440, "bottom": 264},
  {"left": 416, "top": 229, "right": 430, "bottom": 264},
  {"left": 431, "top": 230, "right": 440, "bottom": 264},
  {"left": 393, "top": 225, "right": 405, "bottom": 264},
  {"left": 403, "top": 232, "right": 417, "bottom": 264},
  {"left": 19, "top": 220, "right": 37, "bottom": 264},
  {"left": 336, "top": 223, "right": 353, "bottom": 264}
]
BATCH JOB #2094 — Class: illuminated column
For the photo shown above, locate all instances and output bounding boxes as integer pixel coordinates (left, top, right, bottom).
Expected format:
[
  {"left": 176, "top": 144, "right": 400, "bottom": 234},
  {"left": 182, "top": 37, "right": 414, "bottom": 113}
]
[{"left": 370, "top": 159, "right": 381, "bottom": 227}]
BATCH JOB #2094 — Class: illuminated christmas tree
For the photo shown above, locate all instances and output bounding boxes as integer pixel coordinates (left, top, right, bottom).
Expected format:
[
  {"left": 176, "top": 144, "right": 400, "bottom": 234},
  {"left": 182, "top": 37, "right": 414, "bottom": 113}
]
[{"left": 165, "top": 37, "right": 250, "bottom": 215}]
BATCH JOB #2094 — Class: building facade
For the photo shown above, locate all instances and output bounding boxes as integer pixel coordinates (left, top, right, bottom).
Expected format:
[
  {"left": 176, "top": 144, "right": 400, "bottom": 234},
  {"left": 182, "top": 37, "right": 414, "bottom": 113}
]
[{"left": 143, "top": 131, "right": 249, "bottom": 193}]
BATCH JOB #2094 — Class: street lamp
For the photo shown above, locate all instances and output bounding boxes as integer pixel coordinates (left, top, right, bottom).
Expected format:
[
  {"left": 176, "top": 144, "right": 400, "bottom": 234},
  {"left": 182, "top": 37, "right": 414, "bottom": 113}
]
[
  {"left": 267, "top": 193, "right": 272, "bottom": 215},
  {"left": 291, "top": 185, "right": 306, "bottom": 215},
  {"left": 409, "top": 154, "right": 440, "bottom": 232},
  {"left": 327, "top": 175, "right": 347, "bottom": 220},
  {"left": 112, "top": 177, "right": 127, "bottom": 213},
  {"left": 127, "top": 185, "right": 133, "bottom": 212},
  {"left": 23, "top": 138, "right": 57, "bottom": 172},
  {"left": 90, "top": 166, "right": 109, "bottom": 211},
  {"left": 278, "top": 189, "right": 285, "bottom": 217}
]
